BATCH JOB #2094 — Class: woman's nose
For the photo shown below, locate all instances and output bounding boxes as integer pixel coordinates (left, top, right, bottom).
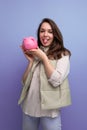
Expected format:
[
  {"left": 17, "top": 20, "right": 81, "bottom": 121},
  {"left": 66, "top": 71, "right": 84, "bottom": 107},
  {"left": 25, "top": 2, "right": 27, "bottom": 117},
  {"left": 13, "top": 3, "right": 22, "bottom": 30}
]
[{"left": 44, "top": 31, "right": 48, "bottom": 36}]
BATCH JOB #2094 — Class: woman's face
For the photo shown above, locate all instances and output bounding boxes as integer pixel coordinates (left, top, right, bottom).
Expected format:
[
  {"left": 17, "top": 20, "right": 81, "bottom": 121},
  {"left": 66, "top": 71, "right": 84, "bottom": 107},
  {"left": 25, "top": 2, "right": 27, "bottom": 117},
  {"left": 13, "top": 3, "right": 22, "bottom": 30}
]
[{"left": 39, "top": 22, "right": 54, "bottom": 47}]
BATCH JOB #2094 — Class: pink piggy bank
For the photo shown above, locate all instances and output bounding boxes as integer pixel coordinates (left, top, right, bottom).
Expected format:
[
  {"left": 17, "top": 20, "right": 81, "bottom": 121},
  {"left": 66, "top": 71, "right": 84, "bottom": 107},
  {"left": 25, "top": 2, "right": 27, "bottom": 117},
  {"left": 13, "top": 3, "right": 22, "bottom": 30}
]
[{"left": 22, "top": 36, "right": 38, "bottom": 51}]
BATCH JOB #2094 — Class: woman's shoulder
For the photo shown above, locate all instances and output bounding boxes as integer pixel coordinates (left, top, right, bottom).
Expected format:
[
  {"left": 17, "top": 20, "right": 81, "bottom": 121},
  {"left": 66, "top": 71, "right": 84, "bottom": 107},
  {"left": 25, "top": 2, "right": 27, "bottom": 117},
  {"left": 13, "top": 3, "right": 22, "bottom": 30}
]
[{"left": 58, "top": 54, "right": 70, "bottom": 62}]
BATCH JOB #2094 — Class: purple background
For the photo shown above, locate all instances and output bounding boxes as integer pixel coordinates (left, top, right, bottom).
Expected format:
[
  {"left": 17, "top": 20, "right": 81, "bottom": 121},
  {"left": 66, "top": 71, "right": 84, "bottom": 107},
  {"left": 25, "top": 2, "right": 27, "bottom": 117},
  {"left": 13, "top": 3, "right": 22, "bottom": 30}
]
[{"left": 0, "top": 0, "right": 87, "bottom": 130}]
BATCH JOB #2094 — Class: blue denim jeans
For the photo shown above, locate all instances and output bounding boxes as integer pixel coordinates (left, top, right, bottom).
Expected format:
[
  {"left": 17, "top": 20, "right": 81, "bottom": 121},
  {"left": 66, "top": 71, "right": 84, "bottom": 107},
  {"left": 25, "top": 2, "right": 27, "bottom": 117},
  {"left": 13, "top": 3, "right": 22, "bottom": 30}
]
[{"left": 22, "top": 113, "right": 61, "bottom": 130}]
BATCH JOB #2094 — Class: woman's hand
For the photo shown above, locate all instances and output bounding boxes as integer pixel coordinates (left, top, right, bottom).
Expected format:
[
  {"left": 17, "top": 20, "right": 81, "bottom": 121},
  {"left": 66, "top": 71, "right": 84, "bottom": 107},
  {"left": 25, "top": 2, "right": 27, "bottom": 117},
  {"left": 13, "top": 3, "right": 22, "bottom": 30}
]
[
  {"left": 28, "top": 47, "right": 55, "bottom": 78},
  {"left": 20, "top": 45, "right": 34, "bottom": 63},
  {"left": 28, "top": 48, "right": 47, "bottom": 61}
]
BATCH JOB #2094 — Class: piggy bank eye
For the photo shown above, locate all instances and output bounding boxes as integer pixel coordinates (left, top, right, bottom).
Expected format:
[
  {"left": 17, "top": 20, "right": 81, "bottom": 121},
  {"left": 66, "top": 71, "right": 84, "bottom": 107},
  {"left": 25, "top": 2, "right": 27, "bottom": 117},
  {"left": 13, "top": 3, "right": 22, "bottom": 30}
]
[{"left": 31, "top": 37, "right": 35, "bottom": 42}]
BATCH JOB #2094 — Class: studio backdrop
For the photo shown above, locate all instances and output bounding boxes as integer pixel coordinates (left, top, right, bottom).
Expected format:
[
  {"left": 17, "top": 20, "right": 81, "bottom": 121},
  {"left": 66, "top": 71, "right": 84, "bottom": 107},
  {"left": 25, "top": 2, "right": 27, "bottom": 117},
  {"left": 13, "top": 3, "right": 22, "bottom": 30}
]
[{"left": 0, "top": 0, "right": 87, "bottom": 130}]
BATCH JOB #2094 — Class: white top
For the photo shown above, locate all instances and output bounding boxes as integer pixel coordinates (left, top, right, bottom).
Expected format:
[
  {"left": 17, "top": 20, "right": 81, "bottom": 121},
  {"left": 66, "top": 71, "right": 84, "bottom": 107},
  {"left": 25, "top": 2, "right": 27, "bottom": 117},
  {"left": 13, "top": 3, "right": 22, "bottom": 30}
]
[{"left": 22, "top": 55, "right": 70, "bottom": 118}]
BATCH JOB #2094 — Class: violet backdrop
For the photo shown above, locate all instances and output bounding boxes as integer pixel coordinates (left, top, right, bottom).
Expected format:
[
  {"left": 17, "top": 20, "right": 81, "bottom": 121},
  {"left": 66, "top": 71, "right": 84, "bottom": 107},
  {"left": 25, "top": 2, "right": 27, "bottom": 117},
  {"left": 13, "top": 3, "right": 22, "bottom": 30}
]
[{"left": 0, "top": 0, "right": 87, "bottom": 130}]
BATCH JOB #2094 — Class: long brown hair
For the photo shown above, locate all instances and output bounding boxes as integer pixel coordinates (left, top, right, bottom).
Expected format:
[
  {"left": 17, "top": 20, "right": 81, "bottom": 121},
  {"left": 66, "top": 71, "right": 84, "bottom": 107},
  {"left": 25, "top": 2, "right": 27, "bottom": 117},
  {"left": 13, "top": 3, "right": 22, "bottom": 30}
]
[{"left": 37, "top": 18, "right": 71, "bottom": 59}]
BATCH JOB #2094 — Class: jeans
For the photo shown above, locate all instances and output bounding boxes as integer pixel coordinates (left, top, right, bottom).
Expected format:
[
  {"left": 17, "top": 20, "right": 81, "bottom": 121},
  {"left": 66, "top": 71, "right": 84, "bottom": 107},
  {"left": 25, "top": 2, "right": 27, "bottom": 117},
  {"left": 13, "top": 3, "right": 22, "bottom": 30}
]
[{"left": 22, "top": 113, "right": 61, "bottom": 130}]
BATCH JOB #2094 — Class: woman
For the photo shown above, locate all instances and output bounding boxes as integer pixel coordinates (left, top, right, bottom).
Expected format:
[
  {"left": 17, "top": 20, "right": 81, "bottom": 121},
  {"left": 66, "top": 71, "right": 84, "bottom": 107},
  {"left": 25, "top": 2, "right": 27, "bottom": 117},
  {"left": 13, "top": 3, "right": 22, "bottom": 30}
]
[{"left": 18, "top": 18, "right": 71, "bottom": 130}]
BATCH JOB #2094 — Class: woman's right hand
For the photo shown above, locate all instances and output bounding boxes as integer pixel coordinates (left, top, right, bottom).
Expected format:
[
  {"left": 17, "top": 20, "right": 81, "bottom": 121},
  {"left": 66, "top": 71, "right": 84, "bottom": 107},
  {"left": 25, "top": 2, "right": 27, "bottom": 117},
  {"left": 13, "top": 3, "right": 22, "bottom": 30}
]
[{"left": 20, "top": 45, "right": 34, "bottom": 63}]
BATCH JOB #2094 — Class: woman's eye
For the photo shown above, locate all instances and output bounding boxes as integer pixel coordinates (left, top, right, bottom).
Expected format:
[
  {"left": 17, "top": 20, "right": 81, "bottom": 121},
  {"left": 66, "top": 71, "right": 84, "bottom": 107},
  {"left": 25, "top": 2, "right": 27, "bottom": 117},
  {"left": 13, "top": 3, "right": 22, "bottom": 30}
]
[
  {"left": 40, "top": 29, "right": 53, "bottom": 34},
  {"left": 49, "top": 31, "right": 53, "bottom": 33},
  {"left": 40, "top": 30, "right": 44, "bottom": 32}
]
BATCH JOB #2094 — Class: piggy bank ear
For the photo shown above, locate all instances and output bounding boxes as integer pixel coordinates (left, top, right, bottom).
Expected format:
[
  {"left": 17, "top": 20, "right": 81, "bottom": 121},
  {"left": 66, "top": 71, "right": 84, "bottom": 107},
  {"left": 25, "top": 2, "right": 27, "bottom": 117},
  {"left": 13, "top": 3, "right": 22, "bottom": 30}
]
[
  {"left": 29, "top": 37, "right": 36, "bottom": 42},
  {"left": 30, "top": 37, "right": 38, "bottom": 45}
]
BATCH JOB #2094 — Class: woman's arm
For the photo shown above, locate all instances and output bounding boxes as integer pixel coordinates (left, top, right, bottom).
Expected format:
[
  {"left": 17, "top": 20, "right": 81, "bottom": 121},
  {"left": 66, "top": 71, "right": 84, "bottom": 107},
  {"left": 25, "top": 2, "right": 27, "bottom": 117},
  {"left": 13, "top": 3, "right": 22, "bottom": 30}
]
[
  {"left": 20, "top": 46, "right": 34, "bottom": 84},
  {"left": 47, "top": 55, "right": 70, "bottom": 87},
  {"left": 28, "top": 48, "right": 55, "bottom": 78},
  {"left": 22, "top": 61, "right": 33, "bottom": 84},
  {"left": 27, "top": 48, "right": 70, "bottom": 87},
  {"left": 42, "top": 55, "right": 55, "bottom": 78}
]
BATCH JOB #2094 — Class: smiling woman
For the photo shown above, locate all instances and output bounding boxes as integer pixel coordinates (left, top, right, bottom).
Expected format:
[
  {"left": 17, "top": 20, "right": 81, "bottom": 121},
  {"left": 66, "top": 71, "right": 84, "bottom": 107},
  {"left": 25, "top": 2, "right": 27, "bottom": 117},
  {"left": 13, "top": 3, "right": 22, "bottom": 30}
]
[{"left": 18, "top": 18, "right": 71, "bottom": 130}]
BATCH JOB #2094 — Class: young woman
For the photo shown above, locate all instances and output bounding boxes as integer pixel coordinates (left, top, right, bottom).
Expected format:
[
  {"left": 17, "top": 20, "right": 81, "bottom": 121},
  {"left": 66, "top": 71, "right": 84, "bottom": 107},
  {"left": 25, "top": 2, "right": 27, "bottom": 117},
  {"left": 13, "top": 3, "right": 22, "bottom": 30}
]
[{"left": 18, "top": 18, "right": 71, "bottom": 130}]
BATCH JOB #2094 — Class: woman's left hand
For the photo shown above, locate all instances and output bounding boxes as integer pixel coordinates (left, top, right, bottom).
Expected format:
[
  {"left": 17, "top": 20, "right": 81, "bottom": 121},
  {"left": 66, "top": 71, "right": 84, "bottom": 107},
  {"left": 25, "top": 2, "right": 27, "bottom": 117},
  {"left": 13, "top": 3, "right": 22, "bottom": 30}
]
[{"left": 26, "top": 48, "right": 47, "bottom": 61}]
